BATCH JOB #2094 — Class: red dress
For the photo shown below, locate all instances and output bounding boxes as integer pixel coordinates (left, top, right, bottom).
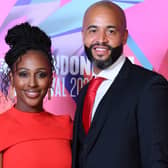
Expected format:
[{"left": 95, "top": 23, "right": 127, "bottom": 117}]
[{"left": 0, "top": 107, "right": 72, "bottom": 168}]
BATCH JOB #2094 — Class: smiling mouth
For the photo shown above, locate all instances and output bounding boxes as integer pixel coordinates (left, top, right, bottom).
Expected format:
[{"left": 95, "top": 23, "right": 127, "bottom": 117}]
[
  {"left": 93, "top": 46, "right": 110, "bottom": 56},
  {"left": 24, "top": 90, "right": 40, "bottom": 98}
]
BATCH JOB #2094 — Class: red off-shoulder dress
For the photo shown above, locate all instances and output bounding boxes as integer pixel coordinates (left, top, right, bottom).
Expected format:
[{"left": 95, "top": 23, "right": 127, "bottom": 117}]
[{"left": 0, "top": 107, "right": 72, "bottom": 168}]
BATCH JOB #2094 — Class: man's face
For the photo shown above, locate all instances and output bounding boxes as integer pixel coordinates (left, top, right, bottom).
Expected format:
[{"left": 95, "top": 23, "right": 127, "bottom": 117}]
[{"left": 82, "top": 5, "right": 128, "bottom": 71}]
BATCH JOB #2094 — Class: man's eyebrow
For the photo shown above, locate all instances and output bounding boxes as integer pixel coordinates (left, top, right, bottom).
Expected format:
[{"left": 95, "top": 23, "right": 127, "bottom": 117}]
[
  {"left": 87, "top": 25, "right": 97, "bottom": 30},
  {"left": 86, "top": 25, "right": 117, "bottom": 30},
  {"left": 106, "top": 25, "right": 117, "bottom": 29}
]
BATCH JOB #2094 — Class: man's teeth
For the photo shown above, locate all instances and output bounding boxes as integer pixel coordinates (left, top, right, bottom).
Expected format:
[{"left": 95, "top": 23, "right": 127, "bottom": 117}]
[{"left": 95, "top": 48, "right": 106, "bottom": 51}]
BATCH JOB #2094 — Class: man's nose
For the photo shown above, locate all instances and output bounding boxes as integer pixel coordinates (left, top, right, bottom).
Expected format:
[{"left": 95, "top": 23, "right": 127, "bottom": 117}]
[{"left": 97, "top": 30, "right": 109, "bottom": 43}]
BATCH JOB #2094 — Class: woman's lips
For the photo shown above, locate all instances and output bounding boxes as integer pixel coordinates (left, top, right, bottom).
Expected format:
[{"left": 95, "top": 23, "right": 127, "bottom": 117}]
[{"left": 24, "top": 90, "right": 40, "bottom": 98}]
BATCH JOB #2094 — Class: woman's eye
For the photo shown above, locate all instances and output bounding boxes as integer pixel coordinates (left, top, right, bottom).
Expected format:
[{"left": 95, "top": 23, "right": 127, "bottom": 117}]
[
  {"left": 18, "top": 71, "right": 28, "bottom": 78},
  {"left": 37, "top": 72, "right": 48, "bottom": 78}
]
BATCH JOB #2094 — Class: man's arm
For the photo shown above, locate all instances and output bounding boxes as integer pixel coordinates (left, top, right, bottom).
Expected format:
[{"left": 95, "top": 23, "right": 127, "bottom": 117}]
[{"left": 138, "top": 75, "right": 168, "bottom": 168}]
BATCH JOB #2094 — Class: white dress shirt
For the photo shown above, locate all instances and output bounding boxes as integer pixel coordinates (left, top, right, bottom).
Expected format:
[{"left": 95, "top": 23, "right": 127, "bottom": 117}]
[{"left": 91, "top": 55, "right": 126, "bottom": 120}]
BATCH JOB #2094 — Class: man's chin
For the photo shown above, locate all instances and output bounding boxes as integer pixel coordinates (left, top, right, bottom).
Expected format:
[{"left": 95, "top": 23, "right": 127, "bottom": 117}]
[
  {"left": 92, "top": 54, "right": 111, "bottom": 61},
  {"left": 92, "top": 50, "right": 111, "bottom": 59},
  {"left": 92, "top": 58, "right": 112, "bottom": 70},
  {"left": 95, "top": 56, "right": 110, "bottom": 60}
]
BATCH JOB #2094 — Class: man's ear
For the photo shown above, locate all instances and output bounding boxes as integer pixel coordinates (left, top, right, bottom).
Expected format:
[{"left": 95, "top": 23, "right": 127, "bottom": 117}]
[
  {"left": 81, "top": 29, "right": 85, "bottom": 43},
  {"left": 122, "top": 29, "right": 128, "bottom": 45}
]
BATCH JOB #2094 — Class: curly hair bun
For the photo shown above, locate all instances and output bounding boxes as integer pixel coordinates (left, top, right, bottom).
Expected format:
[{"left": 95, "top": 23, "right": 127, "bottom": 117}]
[
  {"left": 5, "top": 22, "right": 51, "bottom": 51},
  {"left": 1, "top": 22, "right": 55, "bottom": 97},
  {"left": 5, "top": 22, "right": 52, "bottom": 68}
]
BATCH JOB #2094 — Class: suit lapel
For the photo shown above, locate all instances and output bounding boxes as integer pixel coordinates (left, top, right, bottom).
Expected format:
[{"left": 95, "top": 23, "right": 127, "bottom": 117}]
[{"left": 84, "top": 58, "right": 132, "bottom": 152}]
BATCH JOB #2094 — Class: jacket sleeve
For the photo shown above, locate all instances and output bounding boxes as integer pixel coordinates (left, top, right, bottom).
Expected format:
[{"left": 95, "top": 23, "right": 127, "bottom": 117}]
[{"left": 137, "top": 75, "right": 168, "bottom": 168}]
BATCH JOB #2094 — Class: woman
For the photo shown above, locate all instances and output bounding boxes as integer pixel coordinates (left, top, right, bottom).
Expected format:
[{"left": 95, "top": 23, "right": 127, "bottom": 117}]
[{"left": 0, "top": 22, "right": 72, "bottom": 168}]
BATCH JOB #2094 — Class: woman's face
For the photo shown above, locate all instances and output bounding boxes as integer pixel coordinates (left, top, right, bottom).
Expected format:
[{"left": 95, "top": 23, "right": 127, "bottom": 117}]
[{"left": 11, "top": 50, "right": 52, "bottom": 112}]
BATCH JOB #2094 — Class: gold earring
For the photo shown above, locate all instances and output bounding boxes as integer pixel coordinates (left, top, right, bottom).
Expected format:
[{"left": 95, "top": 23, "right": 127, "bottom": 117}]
[{"left": 48, "top": 88, "right": 51, "bottom": 100}]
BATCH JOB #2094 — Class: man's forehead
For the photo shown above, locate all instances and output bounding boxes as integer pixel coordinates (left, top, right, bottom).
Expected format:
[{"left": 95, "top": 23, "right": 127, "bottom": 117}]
[
  {"left": 83, "top": 3, "right": 126, "bottom": 29},
  {"left": 84, "top": 7, "right": 120, "bottom": 22}
]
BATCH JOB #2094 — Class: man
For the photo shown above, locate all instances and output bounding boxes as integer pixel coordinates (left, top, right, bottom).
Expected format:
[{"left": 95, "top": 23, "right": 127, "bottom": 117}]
[{"left": 72, "top": 1, "right": 168, "bottom": 168}]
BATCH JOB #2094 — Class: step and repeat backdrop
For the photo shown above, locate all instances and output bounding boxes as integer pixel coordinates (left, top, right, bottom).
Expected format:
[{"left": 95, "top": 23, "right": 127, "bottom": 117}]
[{"left": 0, "top": 0, "right": 168, "bottom": 118}]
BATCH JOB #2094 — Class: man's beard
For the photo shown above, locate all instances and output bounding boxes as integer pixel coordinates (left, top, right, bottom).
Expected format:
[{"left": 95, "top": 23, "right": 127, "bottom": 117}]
[{"left": 84, "top": 43, "right": 123, "bottom": 69}]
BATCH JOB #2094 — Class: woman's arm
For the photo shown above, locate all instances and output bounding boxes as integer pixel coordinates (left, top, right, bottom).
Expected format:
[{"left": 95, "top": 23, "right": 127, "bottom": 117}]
[{"left": 0, "top": 153, "right": 2, "bottom": 168}]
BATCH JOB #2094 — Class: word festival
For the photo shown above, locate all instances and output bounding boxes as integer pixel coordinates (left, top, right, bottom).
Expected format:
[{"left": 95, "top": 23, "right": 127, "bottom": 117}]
[{"left": 51, "top": 55, "right": 92, "bottom": 98}]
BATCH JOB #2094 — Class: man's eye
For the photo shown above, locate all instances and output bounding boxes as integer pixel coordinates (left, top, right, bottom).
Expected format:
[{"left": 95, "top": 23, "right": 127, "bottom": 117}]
[
  {"left": 88, "top": 29, "right": 97, "bottom": 33},
  {"left": 106, "top": 28, "right": 118, "bottom": 36},
  {"left": 108, "top": 29, "right": 115, "bottom": 34},
  {"left": 109, "top": 30, "right": 114, "bottom": 33},
  {"left": 18, "top": 71, "right": 28, "bottom": 77}
]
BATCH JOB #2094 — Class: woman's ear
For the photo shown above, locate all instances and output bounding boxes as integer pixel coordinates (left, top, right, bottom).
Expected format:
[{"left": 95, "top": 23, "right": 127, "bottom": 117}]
[
  {"left": 9, "top": 71, "right": 16, "bottom": 102},
  {"left": 9, "top": 71, "right": 14, "bottom": 87},
  {"left": 49, "top": 74, "right": 53, "bottom": 88}
]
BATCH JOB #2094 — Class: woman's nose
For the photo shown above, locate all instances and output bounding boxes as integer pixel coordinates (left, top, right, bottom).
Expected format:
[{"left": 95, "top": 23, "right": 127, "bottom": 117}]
[{"left": 28, "top": 75, "right": 37, "bottom": 87}]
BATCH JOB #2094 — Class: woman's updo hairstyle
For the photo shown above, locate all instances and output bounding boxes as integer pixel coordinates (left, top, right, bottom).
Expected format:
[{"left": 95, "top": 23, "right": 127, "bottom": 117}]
[
  {"left": 1, "top": 22, "right": 55, "bottom": 97},
  {"left": 5, "top": 22, "right": 54, "bottom": 70}
]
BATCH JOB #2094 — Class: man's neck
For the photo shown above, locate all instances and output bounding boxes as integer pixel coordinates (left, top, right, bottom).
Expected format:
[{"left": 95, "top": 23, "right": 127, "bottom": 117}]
[{"left": 93, "top": 66, "right": 102, "bottom": 75}]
